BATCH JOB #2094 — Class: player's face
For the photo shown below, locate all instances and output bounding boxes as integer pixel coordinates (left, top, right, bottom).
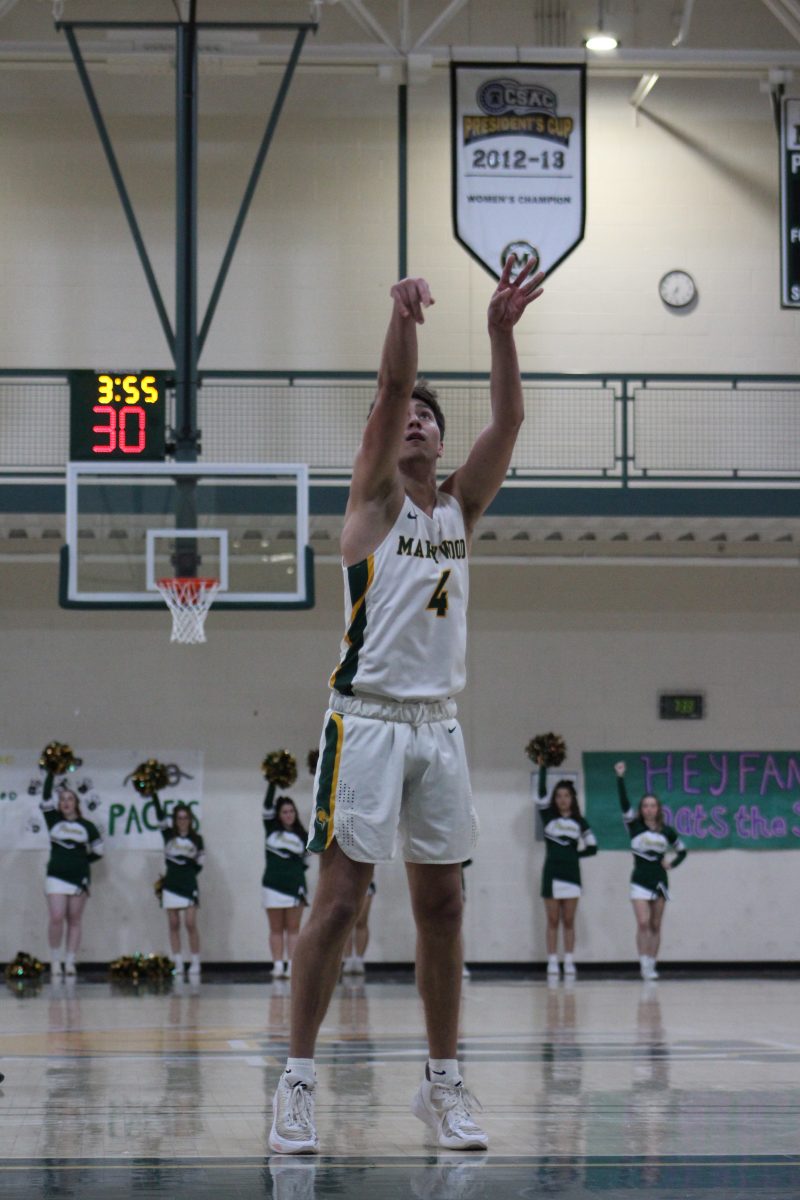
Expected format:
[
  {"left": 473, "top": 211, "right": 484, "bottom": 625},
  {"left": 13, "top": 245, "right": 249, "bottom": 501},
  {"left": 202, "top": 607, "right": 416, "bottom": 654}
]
[
  {"left": 278, "top": 803, "right": 296, "bottom": 829},
  {"left": 175, "top": 809, "right": 191, "bottom": 835},
  {"left": 58, "top": 791, "right": 78, "bottom": 820},
  {"left": 640, "top": 795, "right": 659, "bottom": 825},
  {"left": 554, "top": 787, "right": 573, "bottom": 816},
  {"left": 401, "top": 401, "right": 443, "bottom": 461}
]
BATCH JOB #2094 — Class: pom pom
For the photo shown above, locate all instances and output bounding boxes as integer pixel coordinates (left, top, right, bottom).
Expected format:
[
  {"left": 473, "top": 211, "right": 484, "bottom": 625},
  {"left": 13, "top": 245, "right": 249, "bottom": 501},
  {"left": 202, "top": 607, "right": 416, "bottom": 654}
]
[
  {"left": 525, "top": 732, "right": 567, "bottom": 768},
  {"left": 307, "top": 748, "right": 319, "bottom": 776},
  {"left": 130, "top": 759, "right": 170, "bottom": 797},
  {"left": 261, "top": 750, "right": 297, "bottom": 788},
  {"left": 109, "top": 953, "right": 175, "bottom": 984},
  {"left": 4, "top": 951, "right": 45, "bottom": 982},
  {"left": 39, "top": 742, "right": 82, "bottom": 776}
]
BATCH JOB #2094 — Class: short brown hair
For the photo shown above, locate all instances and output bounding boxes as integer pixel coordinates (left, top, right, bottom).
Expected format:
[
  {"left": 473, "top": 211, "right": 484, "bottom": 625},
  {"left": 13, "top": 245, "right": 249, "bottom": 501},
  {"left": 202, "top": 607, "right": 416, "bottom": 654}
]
[{"left": 368, "top": 378, "right": 445, "bottom": 440}]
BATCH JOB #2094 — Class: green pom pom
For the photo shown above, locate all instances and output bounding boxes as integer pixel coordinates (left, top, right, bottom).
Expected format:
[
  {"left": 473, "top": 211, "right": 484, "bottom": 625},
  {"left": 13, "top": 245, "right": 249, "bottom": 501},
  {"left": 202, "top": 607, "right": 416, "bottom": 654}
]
[
  {"left": 525, "top": 733, "right": 567, "bottom": 768},
  {"left": 39, "top": 742, "right": 82, "bottom": 775},
  {"left": 261, "top": 750, "right": 297, "bottom": 789},
  {"left": 130, "top": 759, "right": 170, "bottom": 797}
]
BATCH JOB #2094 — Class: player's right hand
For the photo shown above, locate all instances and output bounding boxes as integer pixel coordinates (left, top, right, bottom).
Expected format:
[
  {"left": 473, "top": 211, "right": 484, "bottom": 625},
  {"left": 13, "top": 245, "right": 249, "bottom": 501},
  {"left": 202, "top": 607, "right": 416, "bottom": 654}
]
[
  {"left": 613, "top": 761, "right": 626, "bottom": 776},
  {"left": 390, "top": 277, "right": 435, "bottom": 324}
]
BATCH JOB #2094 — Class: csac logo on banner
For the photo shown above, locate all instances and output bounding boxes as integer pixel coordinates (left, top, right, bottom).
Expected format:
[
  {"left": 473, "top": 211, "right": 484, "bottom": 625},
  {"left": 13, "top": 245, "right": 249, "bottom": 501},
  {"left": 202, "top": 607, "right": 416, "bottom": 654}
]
[{"left": 451, "top": 62, "right": 586, "bottom": 280}]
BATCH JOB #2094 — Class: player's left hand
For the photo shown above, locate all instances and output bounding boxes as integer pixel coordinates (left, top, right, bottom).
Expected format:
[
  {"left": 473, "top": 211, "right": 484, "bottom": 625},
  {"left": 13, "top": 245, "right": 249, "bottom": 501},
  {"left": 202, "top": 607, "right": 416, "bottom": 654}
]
[{"left": 487, "top": 254, "right": 545, "bottom": 330}]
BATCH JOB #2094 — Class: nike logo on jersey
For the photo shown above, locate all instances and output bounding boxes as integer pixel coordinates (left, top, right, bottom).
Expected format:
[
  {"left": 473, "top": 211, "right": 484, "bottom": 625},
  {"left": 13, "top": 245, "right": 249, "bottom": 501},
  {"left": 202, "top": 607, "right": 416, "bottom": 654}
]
[
  {"left": 407, "top": 512, "right": 417, "bottom": 520},
  {"left": 447, "top": 726, "right": 457, "bottom": 733}
]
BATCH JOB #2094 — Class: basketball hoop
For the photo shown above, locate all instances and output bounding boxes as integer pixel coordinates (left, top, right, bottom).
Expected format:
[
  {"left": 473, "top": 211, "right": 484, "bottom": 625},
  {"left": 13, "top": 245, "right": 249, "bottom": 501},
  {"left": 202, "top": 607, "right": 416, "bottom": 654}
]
[{"left": 155, "top": 577, "right": 220, "bottom": 644}]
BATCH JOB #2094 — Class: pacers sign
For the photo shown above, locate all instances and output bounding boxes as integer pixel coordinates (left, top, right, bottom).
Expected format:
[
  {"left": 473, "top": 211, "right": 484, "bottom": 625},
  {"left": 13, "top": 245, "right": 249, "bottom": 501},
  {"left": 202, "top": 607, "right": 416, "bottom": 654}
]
[
  {"left": 451, "top": 63, "right": 586, "bottom": 279},
  {"left": 780, "top": 96, "right": 800, "bottom": 307}
]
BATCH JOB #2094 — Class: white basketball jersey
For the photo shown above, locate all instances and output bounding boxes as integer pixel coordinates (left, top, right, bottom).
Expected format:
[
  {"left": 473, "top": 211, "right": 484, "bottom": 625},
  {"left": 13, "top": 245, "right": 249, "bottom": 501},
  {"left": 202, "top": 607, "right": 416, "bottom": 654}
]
[{"left": 330, "top": 492, "right": 469, "bottom": 702}]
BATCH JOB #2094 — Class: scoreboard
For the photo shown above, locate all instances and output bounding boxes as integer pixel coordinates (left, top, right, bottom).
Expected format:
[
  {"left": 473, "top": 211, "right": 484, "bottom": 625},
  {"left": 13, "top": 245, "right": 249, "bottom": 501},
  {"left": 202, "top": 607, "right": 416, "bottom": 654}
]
[{"left": 69, "top": 371, "right": 168, "bottom": 461}]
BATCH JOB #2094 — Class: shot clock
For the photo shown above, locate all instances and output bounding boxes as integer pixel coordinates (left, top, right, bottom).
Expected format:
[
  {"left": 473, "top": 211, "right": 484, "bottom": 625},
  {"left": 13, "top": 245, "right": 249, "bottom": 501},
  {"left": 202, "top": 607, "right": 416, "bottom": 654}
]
[
  {"left": 659, "top": 693, "right": 705, "bottom": 720},
  {"left": 69, "top": 370, "right": 168, "bottom": 461}
]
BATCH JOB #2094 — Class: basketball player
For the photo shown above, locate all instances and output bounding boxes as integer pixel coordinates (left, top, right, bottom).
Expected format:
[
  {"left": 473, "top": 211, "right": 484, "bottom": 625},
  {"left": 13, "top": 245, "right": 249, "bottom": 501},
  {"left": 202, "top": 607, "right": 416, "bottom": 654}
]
[{"left": 270, "top": 257, "right": 545, "bottom": 1155}]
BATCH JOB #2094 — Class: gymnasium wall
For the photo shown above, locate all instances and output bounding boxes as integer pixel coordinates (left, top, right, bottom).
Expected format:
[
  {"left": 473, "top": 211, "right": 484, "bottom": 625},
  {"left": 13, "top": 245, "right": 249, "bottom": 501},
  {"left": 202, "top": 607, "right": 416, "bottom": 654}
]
[
  {"left": 1, "top": 59, "right": 799, "bottom": 962},
  {"left": 2, "top": 557, "right": 798, "bottom": 965},
  {"left": 0, "top": 68, "right": 796, "bottom": 372}
]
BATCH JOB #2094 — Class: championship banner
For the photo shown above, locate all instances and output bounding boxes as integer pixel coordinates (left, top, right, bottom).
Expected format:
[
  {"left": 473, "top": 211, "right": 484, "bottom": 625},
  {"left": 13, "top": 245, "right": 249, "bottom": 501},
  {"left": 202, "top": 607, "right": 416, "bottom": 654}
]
[
  {"left": 780, "top": 96, "right": 800, "bottom": 307},
  {"left": 0, "top": 749, "right": 203, "bottom": 850},
  {"left": 583, "top": 751, "right": 800, "bottom": 850},
  {"left": 451, "top": 62, "right": 586, "bottom": 279}
]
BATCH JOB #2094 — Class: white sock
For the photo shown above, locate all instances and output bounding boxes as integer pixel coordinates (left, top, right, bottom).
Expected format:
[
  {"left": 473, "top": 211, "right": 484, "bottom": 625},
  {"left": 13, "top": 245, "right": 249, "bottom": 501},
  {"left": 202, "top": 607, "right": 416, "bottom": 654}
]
[
  {"left": 65, "top": 952, "right": 75, "bottom": 965},
  {"left": 640, "top": 955, "right": 649, "bottom": 969},
  {"left": 174, "top": 954, "right": 184, "bottom": 970},
  {"left": 547, "top": 954, "right": 559, "bottom": 967},
  {"left": 190, "top": 954, "right": 200, "bottom": 966},
  {"left": 427, "top": 1058, "right": 461, "bottom": 1086},
  {"left": 285, "top": 1058, "right": 315, "bottom": 1085}
]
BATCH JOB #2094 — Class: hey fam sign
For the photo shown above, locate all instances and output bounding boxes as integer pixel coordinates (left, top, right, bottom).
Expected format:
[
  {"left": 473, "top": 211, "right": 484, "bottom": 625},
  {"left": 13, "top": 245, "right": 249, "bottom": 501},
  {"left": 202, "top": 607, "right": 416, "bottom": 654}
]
[{"left": 583, "top": 751, "right": 800, "bottom": 850}]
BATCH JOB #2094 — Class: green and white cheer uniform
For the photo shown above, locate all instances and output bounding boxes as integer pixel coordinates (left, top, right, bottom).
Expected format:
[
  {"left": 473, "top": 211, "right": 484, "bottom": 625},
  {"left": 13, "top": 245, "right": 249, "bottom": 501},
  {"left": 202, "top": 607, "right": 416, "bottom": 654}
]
[
  {"left": 262, "top": 798, "right": 308, "bottom": 909},
  {"left": 618, "top": 777, "right": 687, "bottom": 900},
  {"left": 536, "top": 766, "right": 597, "bottom": 899},
  {"left": 40, "top": 773, "right": 104, "bottom": 895},
  {"left": 153, "top": 794, "right": 205, "bottom": 909},
  {"left": 309, "top": 492, "right": 477, "bottom": 866}
]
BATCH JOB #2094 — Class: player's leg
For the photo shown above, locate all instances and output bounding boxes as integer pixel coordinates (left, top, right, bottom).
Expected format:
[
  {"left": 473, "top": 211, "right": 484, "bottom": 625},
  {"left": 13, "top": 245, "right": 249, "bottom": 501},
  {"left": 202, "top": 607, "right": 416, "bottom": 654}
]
[
  {"left": 406, "top": 860, "right": 487, "bottom": 1151},
  {"left": 290, "top": 840, "right": 373, "bottom": 1055},
  {"left": 270, "top": 839, "right": 373, "bottom": 1155},
  {"left": 403, "top": 716, "right": 486, "bottom": 1150},
  {"left": 46, "top": 893, "right": 67, "bottom": 975},
  {"left": 406, "top": 860, "right": 464, "bottom": 1056},
  {"left": 285, "top": 905, "right": 303, "bottom": 976}
]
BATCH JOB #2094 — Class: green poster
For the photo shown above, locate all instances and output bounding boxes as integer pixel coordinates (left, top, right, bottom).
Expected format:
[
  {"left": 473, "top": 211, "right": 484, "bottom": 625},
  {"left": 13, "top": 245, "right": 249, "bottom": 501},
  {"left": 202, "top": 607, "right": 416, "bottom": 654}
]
[{"left": 582, "top": 751, "right": 800, "bottom": 850}]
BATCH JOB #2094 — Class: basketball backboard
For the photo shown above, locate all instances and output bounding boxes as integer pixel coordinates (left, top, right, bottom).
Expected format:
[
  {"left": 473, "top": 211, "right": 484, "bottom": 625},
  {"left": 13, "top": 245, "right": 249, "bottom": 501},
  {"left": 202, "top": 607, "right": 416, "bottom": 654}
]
[{"left": 61, "top": 462, "right": 313, "bottom": 609}]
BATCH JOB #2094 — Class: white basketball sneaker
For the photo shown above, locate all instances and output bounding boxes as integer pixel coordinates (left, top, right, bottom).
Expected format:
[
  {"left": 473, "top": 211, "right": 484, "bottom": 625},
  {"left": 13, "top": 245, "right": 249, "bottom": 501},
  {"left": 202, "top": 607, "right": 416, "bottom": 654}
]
[
  {"left": 411, "top": 1077, "right": 488, "bottom": 1151},
  {"left": 269, "top": 1074, "right": 319, "bottom": 1155}
]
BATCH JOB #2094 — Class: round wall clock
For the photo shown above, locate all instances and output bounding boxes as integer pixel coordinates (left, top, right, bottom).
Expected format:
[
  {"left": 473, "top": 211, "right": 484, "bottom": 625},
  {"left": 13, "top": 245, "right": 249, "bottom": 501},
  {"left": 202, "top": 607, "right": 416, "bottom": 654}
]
[{"left": 659, "top": 269, "right": 697, "bottom": 309}]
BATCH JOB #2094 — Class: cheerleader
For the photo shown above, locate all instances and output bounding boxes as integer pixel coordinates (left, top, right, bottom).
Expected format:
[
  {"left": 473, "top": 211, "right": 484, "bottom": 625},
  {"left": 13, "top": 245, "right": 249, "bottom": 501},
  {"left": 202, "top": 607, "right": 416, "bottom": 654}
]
[
  {"left": 536, "top": 766, "right": 597, "bottom": 979},
  {"left": 152, "top": 796, "right": 205, "bottom": 978},
  {"left": 41, "top": 773, "right": 104, "bottom": 977},
  {"left": 262, "top": 792, "right": 308, "bottom": 978},
  {"left": 614, "top": 761, "right": 687, "bottom": 980}
]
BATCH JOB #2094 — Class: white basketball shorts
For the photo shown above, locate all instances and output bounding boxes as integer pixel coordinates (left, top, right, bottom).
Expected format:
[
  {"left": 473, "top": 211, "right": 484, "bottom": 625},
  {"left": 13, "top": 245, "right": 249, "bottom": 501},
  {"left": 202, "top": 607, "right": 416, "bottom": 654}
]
[{"left": 307, "top": 692, "right": 479, "bottom": 865}]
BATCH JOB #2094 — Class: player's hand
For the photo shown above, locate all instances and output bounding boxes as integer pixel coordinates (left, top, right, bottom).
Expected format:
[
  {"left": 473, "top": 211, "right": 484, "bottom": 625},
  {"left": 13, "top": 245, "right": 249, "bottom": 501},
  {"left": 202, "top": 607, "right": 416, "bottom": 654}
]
[
  {"left": 390, "top": 277, "right": 435, "bottom": 324},
  {"left": 487, "top": 254, "right": 545, "bottom": 330},
  {"left": 614, "top": 761, "right": 626, "bottom": 777}
]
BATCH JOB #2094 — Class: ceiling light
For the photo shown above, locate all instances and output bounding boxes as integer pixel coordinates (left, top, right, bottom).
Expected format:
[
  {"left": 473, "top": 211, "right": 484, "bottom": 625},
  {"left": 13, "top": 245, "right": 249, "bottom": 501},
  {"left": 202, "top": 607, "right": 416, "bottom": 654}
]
[
  {"left": 584, "top": 1, "right": 619, "bottom": 52},
  {"left": 585, "top": 31, "right": 619, "bottom": 50}
]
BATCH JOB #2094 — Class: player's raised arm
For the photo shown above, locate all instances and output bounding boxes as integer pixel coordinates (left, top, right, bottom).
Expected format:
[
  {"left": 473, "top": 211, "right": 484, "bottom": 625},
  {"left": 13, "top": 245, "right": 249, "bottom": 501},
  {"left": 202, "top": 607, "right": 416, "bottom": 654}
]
[
  {"left": 443, "top": 255, "right": 544, "bottom": 535},
  {"left": 348, "top": 277, "right": 434, "bottom": 508}
]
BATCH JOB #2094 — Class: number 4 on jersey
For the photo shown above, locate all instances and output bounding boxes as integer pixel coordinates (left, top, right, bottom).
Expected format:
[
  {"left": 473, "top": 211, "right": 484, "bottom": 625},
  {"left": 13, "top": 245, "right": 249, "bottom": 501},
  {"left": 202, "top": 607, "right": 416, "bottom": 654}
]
[{"left": 427, "top": 569, "right": 451, "bottom": 617}]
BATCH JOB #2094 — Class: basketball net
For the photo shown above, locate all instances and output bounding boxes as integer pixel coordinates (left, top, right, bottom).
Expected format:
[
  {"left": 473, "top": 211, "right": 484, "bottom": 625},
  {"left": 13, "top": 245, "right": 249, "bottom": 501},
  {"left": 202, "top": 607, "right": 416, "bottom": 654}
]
[{"left": 155, "top": 578, "right": 220, "bottom": 644}]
